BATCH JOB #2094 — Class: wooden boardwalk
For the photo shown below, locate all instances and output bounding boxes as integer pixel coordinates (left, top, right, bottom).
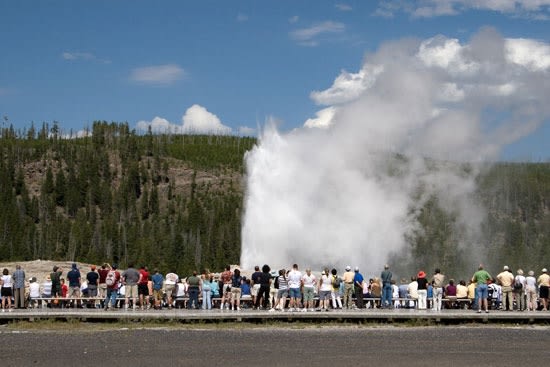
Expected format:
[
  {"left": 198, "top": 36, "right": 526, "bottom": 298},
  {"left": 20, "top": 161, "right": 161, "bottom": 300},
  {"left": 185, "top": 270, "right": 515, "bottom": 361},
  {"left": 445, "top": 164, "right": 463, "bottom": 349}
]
[{"left": 1, "top": 308, "right": 549, "bottom": 324}]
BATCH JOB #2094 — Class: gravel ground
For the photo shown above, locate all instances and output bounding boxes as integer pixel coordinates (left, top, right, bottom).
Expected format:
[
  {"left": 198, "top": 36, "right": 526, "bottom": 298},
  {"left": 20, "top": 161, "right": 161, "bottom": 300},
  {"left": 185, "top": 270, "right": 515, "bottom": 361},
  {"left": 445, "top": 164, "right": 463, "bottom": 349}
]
[{"left": 1, "top": 325, "right": 548, "bottom": 366}]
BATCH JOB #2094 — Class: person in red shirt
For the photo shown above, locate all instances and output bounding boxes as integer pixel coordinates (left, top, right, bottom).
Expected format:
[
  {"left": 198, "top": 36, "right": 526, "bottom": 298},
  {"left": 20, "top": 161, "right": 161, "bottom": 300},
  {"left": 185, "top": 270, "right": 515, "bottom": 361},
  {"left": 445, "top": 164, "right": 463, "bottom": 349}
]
[
  {"left": 98, "top": 263, "right": 110, "bottom": 301},
  {"left": 104, "top": 264, "right": 121, "bottom": 311},
  {"left": 138, "top": 266, "right": 150, "bottom": 310}
]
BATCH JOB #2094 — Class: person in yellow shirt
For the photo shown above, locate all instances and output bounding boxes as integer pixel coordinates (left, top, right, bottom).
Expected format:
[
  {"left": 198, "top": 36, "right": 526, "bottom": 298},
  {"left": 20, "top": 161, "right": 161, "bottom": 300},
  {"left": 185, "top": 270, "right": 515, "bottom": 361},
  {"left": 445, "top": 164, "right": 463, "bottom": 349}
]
[
  {"left": 497, "top": 265, "right": 515, "bottom": 311},
  {"left": 537, "top": 268, "right": 550, "bottom": 311}
]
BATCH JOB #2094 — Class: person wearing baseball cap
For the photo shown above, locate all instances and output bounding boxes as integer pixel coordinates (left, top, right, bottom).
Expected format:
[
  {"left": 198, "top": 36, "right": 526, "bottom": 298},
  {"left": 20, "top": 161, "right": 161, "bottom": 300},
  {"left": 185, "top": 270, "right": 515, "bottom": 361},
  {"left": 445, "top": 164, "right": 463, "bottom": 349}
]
[{"left": 342, "top": 265, "right": 355, "bottom": 309}]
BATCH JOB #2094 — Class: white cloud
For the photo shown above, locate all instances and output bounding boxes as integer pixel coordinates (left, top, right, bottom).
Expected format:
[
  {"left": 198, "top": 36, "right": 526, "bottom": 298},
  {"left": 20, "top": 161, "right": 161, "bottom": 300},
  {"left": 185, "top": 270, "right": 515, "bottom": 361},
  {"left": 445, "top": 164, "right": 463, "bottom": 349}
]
[
  {"left": 506, "top": 38, "right": 550, "bottom": 71},
  {"left": 182, "top": 104, "right": 232, "bottom": 134},
  {"left": 289, "top": 21, "right": 345, "bottom": 46},
  {"left": 136, "top": 116, "right": 181, "bottom": 134},
  {"left": 62, "top": 51, "right": 111, "bottom": 64},
  {"left": 375, "top": 0, "right": 550, "bottom": 18},
  {"left": 136, "top": 105, "right": 237, "bottom": 135},
  {"left": 304, "top": 107, "right": 336, "bottom": 129},
  {"left": 62, "top": 52, "right": 94, "bottom": 61},
  {"left": 335, "top": 3, "right": 353, "bottom": 11},
  {"left": 130, "top": 64, "right": 185, "bottom": 85},
  {"left": 310, "top": 64, "right": 384, "bottom": 105}
]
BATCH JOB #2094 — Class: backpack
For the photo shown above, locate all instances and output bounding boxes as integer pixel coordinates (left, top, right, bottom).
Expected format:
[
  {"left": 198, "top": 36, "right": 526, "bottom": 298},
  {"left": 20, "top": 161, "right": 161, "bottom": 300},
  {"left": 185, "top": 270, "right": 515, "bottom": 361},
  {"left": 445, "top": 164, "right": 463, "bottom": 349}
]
[
  {"left": 332, "top": 276, "right": 342, "bottom": 289},
  {"left": 106, "top": 270, "right": 117, "bottom": 287},
  {"left": 514, "top": 277, "right": 523, "bottom": 291}
]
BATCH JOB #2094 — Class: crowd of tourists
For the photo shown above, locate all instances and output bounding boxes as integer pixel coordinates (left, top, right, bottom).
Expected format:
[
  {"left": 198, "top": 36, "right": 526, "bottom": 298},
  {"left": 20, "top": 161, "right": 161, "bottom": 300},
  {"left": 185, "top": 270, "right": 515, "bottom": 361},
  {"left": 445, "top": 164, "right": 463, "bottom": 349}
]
[{"left": 1, "top": 262, "right": 549, "bottom": 313}]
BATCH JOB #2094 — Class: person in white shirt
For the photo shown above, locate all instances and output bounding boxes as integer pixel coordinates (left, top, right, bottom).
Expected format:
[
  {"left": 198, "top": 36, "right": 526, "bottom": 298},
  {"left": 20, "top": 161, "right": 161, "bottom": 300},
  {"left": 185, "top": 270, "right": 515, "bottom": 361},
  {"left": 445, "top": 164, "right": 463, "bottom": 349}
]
[
  {"left": 318, "top": 269, "right": 332, "bottom": 311},
  {"left": 28, "top": 277, "right": 40, "bottom": 308},
  {"left": 1, "top": 269, "right": 13, "bottom": 311},
  {"left": 287, "top": 264, "right": 302, "bottom": 311},
  {"left": 301, "top": 268, "right": 316, "bottom": 312}
]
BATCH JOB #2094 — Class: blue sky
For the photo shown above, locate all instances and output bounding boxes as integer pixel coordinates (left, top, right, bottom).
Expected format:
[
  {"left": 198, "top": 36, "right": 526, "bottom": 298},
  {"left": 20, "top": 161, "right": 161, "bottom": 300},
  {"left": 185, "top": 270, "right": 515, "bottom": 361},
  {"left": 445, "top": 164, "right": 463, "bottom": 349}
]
[{"left": 1, "top": 0, "right": 549, "bottom": 160}]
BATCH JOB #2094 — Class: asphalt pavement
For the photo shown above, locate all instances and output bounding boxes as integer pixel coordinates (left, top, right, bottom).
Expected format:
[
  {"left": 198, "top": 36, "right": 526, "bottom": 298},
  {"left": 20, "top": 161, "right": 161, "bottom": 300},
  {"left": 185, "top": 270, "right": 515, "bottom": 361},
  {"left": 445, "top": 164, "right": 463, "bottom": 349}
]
[{"left": 2, "top": 325, "right": 548, "bottom": 366}]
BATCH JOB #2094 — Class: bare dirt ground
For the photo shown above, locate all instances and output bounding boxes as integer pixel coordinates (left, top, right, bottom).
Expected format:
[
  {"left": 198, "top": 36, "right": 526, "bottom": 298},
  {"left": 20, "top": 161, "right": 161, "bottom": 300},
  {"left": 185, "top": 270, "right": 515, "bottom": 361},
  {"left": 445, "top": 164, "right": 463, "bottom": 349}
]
[{"left": 0, "top": 260, "right": 98, "bottom": 283}]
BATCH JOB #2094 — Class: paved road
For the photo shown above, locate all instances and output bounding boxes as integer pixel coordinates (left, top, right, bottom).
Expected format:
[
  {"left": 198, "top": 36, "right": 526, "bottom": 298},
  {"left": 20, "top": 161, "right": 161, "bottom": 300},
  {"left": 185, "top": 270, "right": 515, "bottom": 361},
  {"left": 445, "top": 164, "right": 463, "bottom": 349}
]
[{"left": 2, "top": 326, "right": 548, "bottom": 366}]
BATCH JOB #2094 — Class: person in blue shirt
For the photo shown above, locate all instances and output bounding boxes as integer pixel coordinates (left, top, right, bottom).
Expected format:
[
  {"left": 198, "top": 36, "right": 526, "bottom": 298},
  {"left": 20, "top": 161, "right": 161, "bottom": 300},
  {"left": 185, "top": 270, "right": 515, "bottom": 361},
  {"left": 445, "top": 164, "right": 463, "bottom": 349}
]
[
  {"left": 354, "top": 267, "right": 365, "bottom": 309},
  {"left": 241, "top": 278, "right": 251, "bottom": 296},
  {"left": 151, "top": 269, "right": 164, "bottom": 309}
]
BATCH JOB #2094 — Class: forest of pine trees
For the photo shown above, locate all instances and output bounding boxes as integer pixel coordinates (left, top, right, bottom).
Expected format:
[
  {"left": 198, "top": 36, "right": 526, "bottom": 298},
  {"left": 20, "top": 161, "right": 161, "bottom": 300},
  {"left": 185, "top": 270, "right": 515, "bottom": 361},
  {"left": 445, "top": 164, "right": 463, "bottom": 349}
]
[{"left": 0, "top": 121, "right": 548, "bottom": 278}]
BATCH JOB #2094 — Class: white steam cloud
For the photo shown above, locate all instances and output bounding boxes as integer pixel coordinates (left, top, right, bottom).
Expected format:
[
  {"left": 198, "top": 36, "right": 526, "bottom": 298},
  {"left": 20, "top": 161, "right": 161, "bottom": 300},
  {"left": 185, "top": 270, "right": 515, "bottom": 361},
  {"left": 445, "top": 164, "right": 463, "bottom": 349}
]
[{"left": 241, "top": 28, "right": 550, "bottom": 273}]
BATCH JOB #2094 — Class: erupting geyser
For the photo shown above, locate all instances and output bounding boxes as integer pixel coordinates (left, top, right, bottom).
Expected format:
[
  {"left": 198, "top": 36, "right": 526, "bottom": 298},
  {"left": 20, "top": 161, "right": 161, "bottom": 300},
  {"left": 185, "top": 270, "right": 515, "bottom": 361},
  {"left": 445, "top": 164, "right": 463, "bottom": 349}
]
[{"left": 241, "top": 29, "right": 550, "bottom": 273}]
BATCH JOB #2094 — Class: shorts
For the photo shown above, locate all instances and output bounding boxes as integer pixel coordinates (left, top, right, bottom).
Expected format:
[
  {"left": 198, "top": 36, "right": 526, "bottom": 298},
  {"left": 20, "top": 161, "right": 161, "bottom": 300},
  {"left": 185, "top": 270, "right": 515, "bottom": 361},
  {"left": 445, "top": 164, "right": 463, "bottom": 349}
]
[
  {"left": 476, "top": 284, "right": 488, "bottom": 299},
  {"left": 223, "top": 283, "right": 232, "bottom": 295},
  {"left": 289, "top": 287, "right": 301, "bottom": 299},
  {"left": 69, "top": 286, "right": 80, "bottom": 298},
  {"left": 540, "top": 285, "right": 549, "bottom": 299},
  {"left": 319, "top": 290, "right": 331, "bottom": 301},
  {"left": 164, "top": 284, "right": 175, "bottom": 297},
  {"left": 138, "top": 284, "right": 149, "bottom": 296},
  {"left": 153, "top": 289, "right": 163, "bottom": 301},
  {"left": 126, "top": 284, "right": 138, "bottom": 298},
  {"left": 251, "top": 284, "right": 260, "bottom": 297},
  {"left": 231, "top": 287, "right": 242, "bottom": 302},
  {"left": 277, "top": 289, "right": 288, "bottom": 299},
  {"left": 1, "top": 287, "right": 12, "bottom": 297},
  {"left": 303, "top": 287, "right": 315, "bottom": 302}
]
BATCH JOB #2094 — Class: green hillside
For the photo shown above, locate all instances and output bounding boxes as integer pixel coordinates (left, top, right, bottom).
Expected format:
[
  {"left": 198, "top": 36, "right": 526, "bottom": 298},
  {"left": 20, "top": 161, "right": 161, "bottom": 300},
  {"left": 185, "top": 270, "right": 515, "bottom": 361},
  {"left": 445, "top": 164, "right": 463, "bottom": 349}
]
[{"left": 0, "top": 121, "right": 548, "bottom": 278}]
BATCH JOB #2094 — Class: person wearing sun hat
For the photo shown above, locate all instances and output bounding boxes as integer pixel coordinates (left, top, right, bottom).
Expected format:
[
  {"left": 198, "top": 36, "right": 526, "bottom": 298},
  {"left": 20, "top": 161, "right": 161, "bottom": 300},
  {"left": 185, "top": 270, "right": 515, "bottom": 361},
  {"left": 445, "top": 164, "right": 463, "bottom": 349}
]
[{"left": 416, "top": 270, "right": 428, "bottom": 310}]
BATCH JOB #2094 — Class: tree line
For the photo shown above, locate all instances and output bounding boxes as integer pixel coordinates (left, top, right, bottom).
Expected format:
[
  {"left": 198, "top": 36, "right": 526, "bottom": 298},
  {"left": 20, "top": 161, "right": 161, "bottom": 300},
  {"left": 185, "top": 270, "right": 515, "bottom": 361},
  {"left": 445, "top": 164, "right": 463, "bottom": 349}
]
[{"left": 0, "top": 121, "right": 548, "bottom": 278}]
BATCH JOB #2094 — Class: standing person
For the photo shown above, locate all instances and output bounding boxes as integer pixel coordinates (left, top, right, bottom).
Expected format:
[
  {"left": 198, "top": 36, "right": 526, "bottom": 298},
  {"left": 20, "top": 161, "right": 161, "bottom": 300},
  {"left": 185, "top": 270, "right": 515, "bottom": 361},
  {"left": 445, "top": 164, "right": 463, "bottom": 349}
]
[
  {"left": 138, "top": 266, "right": 150, "bottom": 310},
  {"left": 431, "top": 268, "right": 446, "bottom": 311},
  {"left": 66, "top": 263, "right": 81, "bottom": 308},
  {"left": 330, "top": 269, "right": 343, "bottom": 309},
  {"left": 471, "top": 264, "right": 492, "bottom": 313},
  {"left": 513, "top": 269, "right": 526, "bottom": 311},
  {"left": 230, "top": 269, "right": 242, "bottom": 311},
  {"left": 186, "top": 271, "right": 201, "bottom": 310},
  {"left": 342, "top": 266, "right": 355, "bottom": 309},
  {"left": 537, "top": 268, "right": 550, "bottom": 311},
  {"left": 201, "top": 272, "right": 212, "bottom": 310},
  {"left": 255, "top": 264, "right": 272, "bottom": 310},
  {"left": 151, "top": 269, "right": 164, "bottom": 310},
  {"left": 525, "top": 270, "right": 537, "bottom": 311},
  {"left": 496, "top": 265, "right": 514, "bottom": 311},
  {"left": 287, "top": 264, "right": 302, "bottom": 312},
  {"left": 13, "top": 265, "right": 26, "bottom": 309},
  {"left": 1, "top": 269, "right": 13, "bottom": 312},
  {"left": 164, "top": 270, "right": 179, "bottom": 309},
  {"left": 274, "top": 269, "right": 288, "bottom": 311},
  {"left": 219, "top": 265, "right": 233, "bottom": 310},
  {"left": 97, "top": 264, "right": 110, "bottom": 301},
  {"left": 318, "top": 269, "right": 332, "bottom": 311},
  {"left": 250, "top": 266, "right": 262, "bottom": 306},
  {"left": 301, "top": 268, "right": 317, "bottom": 312},
  {"left": 122, "top": 263, "right": 140, "bottom": 310},
  {"left": 416, "top": 271, "right": 428, "bottom": 310},
  {"left": 86, "top": 265, "right": 99, "bottom": 308},
  {"left": 354, "top": 267, "right": 365, "bottom": 309},
  {"left": 50, "top": 266, "right": 63, "bottom": 307},
  {"left": 104, "top": 264, "right": 121, "bottom": 310},
  {"left": 381, "top": 264, "right": 393, "bottom": 309}
]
